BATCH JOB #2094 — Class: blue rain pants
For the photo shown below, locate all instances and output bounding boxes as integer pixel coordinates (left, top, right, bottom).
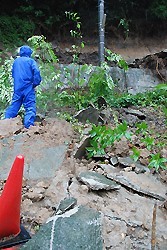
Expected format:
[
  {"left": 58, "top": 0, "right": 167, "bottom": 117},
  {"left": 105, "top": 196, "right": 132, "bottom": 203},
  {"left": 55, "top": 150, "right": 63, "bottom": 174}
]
[{"left": 5, "top": 86, "right": 36, "bottom": 128}]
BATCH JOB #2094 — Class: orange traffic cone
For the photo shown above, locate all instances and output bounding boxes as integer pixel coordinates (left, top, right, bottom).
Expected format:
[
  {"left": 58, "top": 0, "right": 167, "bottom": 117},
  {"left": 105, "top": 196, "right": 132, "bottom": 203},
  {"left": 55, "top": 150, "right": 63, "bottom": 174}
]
[{"left": 0, "top": 155, "right": 24, "bottom": 239}]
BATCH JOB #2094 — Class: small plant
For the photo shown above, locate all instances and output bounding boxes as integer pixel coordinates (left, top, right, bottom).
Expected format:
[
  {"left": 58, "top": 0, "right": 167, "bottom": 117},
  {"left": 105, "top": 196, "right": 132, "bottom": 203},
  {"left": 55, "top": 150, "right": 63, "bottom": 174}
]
[
  {"left": 118, "top": 18, "right": 130, "bottom": 38},
  {"left": 131, "top": 147, "right": 140, "bottom": 162},
  {"left": 65, "top": 11, "right": 84, "bottom": 64},
  {"left": 135, "top": 122, "right": 148, "bottom": 135},
  {"left": 162, "top": 105, "right": 167, "bottom": 125},
  {"left": 148, "top": 153, "right": 167, "bottom": 172},
  {"left": 156, "top": 83, "right": 167, "bottom": 91},
  {"left": 86, "top": 121, "right": 131, "bottom": 159},
  {"left": 27, "top": 35, "right": 58, "bottom": 63},
  {"left": 107, "top": 87, "right": 167, "bottom": 108},
  {"left": 87, "top": 49, "right": 128, "bottom": 103},
  {"left": 114, "top": 121, "right": 132, "bottom": 140},
  {"left": 88, "top": 63, "right": 114, "bottom": 100},
  {"left": 64, "top": 11, "right": 87, "bottom": 109},
  {"left": 105, "top": 49, "right": 128, "bottom": 71},
  {"left": 27, "top": 35, "right": 63, "bottom": 112},
  {"left": 86, "top": 125, "right": 115, "bottom": 158},
  {"left": 141, "top": 136, "right": 155, "bottom": 150}
]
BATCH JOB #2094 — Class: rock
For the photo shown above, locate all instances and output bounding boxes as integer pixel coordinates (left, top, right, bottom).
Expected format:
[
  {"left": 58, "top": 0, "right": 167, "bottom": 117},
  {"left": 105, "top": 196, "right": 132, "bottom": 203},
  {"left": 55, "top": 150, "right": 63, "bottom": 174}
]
[
  {"left": 99, "top": 108, "right": 112, "bottom": 124},
  {"left": 77, "top": 171, "right": 121, "bottom": 191},
  {"left": 159, "top": 170, "right": 167, "bottom": 182},
  {"left": 139, "top": 157, "right": 149, "bottom": 166},
  {"left": 122, "top": 114, "right": 139, "bottom": 126},
  {"left": 140, "top": 148, "right": 150, "bottom": 159},
  {"left": 35, "top": 113, "right": 45, "bottom": 123},
  {"left": 161, "top": 147, "right": 167, "bottom": 158},
  {"left": 114, "top": 137, "right": 130, "bottom": 155},
  {"left": 134, "top": 162, "right": 150, "bottom": 174},
  {"left": 98, "top": 164, "right": 119, "bottom": 175},
  {"left": 159, "top": 199, "right": 167, "bottom": 210},
  {"left": 156, "top": 240, "right": 167, "bottom": 250},
  {"left": 0, "top": 137, "right": 67, "bottom": 180},
  {"left": 23, "top": 187, "right": 45, "bottom": 202},
  {"left": 124, "top": 108, "right": 146, "bottom": 119},
  {"left": 110, "top": 156, "right": 118, "bottom": 166},
  {"left": 74, "top": 136, "right": 90, "bottom": 159},
  {"left": 123, "top": 166, "right": 133, "bottom": 172},
  {"left": 21, "top": 206, "right": 103, "bottom": 250},
  {"left": 97, "top": 96, "right": 107, "bottom": 108},
  {"left": 93, "top": 154, "right": 109, "bottom": 161},
  {"left": 54, "top": 197, "right": 77, "bottom": 214},
  {"left": 118, "top": 156, "right": 135, "bottom": 167},
  {"left": 74, "top": 106, "right": 99, "bottom": 124}
]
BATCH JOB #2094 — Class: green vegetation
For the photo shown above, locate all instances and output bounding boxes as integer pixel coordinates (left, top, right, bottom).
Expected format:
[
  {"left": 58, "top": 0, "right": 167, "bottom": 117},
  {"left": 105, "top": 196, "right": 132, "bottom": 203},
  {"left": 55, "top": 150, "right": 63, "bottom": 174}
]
[
  {"left": 131, "top": 147, "right": 141, "bottom": 162},
  {"left": 86, "top": 120, "right": 166, "bottom": 172},
  {"left": 148, "top": 153, "right": 167, "bottom": 172},
  {"left": 0, "top": 36, "right": 166, "bottom": 173},
  {"left": 107, "top": 87, "right": 167, "bottom": 108},
  {"left": 151, "top": 0, "right": 167, "bottom": 19},
  {"left": 86, "top": 121, "right": 132, "bottom": 158},
  {"left": 65, "top": 11, "right": 85, "bottom": 63},
  {"left": 0, "top": 15, "right": 35, "bottom": 46},
  {"left": 0, "top": 58, "right": 13, "bottom": 113},
  {"left": 0, "top": 0, "right": 167, "bottom": 40}
]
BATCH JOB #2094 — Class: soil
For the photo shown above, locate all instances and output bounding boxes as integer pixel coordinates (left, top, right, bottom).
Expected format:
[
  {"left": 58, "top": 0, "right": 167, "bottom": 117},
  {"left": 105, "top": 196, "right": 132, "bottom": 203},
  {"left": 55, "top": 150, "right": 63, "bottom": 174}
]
[
  {"left": 0, "top": 105, "right": 166, "bottom": 249},
  {"left": 53, "top": 36, "right": 167, "bottom": 65}
]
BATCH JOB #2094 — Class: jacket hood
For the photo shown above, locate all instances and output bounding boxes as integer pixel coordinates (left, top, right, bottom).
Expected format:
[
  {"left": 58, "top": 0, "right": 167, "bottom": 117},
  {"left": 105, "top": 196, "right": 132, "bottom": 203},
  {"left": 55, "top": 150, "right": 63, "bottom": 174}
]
[{"left": 20, "top": 45, "right": 33, "bottom": 57}]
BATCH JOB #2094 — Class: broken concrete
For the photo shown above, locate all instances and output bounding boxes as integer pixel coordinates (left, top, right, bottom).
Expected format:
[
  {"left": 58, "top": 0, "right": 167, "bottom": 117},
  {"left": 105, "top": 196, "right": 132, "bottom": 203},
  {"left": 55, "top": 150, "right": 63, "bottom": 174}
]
[
  {"left": 0, "top": 136, "right": 67, "bottom": 180},
  {"left": 107, "top": 172, "right": 166, "bottom": 201},
  {"left": 77, "top": 171, "right": 121, "bottom": 191}
]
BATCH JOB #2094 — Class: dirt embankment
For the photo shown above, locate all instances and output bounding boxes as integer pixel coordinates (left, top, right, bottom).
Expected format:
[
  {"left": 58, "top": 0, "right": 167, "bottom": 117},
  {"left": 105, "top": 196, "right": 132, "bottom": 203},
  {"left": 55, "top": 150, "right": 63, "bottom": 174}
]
[{"left": 53, "top": 36, "right": 167, "bottom": 66}]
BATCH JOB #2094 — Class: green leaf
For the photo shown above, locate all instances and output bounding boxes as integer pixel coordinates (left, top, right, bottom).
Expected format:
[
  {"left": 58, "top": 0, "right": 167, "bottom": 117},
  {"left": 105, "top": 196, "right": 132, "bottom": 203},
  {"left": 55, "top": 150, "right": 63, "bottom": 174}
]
[
  {"left": 148, "top": 153, "right": 167, "bottom": 171},
  {"left": 131, "top": 147, "right": 140, "bottom": 162}
]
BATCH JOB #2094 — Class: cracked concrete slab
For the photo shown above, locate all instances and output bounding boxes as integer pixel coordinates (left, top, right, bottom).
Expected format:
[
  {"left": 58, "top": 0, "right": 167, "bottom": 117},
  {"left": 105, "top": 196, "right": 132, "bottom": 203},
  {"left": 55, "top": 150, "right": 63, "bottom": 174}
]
[{"left": 0, "top": 135, "right": 67, "bottom": 180}]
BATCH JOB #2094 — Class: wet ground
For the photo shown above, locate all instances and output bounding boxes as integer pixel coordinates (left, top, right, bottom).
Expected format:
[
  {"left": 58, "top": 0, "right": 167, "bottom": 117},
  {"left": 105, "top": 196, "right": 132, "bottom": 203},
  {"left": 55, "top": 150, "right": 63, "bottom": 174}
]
[{"left": 0, "top": 105, "right": 166, "bottom": 249}]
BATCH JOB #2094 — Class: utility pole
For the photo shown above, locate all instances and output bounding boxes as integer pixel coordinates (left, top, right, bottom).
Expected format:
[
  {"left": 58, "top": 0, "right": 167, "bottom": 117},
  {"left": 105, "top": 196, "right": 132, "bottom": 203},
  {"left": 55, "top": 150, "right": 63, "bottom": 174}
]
[{"left": 98, "top": 0, "right": 106, "bottom": 66}]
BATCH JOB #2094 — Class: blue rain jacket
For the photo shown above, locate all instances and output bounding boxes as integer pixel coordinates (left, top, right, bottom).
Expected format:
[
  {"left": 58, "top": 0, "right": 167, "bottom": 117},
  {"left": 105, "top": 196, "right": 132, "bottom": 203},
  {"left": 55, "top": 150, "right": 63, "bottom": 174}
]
[
  {"left": 12, "top": 45, "right": 41, "bottom": 91},
  {"left": 5, "top": 45, "right": 42, "bottom": 128}
]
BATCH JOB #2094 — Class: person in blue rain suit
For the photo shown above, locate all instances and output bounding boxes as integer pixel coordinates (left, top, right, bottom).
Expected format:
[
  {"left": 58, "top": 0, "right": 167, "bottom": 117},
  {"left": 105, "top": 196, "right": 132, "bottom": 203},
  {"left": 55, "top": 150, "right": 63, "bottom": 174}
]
[{"left": 5, "top": 45, "right": 42, "bottom": 128}]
